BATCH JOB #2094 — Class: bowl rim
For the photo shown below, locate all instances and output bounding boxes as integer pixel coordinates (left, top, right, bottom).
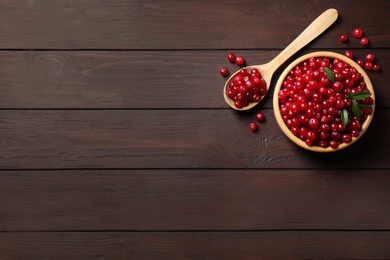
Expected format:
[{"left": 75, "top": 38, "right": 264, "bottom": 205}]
[{"left": 273, "top": 51, "right": 375, "bottom": 152}]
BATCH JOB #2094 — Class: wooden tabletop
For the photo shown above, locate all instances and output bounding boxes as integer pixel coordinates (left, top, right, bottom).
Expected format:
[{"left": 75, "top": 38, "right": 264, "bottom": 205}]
[{"left": 0, "top": 0, "right": 389, "bottom": 259}]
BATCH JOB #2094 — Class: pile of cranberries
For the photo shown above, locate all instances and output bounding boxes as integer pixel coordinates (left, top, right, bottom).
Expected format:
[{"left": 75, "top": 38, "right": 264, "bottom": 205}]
[
  {"left": 277, "top": 56, "right": 373, "bottom": 149},
  {"left": 226, "top": 68, "right": 267, "bottom": 109}
]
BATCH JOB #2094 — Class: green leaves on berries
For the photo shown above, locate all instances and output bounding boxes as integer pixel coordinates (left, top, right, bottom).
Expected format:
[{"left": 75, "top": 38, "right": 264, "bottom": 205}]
[
  {"left": 351, "top": 102, "right": 363, "bottom": 118},
  {"left": 341, "top": 108, "right": 349, "bottom": 127},
  {"left": 324, "top": 67, "right": 335, "bottom": 82},
  {"left": 341, "top": 91, "right": 373, "bottom": 126},
  {"left": 340, "top": 91, "right": 373, "bottom": 126},
  {"left": 348, "top": 91, "right": 372, "bottom": 101}
]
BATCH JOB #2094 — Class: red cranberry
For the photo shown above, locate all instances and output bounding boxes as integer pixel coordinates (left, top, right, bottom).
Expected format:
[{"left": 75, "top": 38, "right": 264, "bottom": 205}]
[
  {"left": 220, "top": 67, "right": 229, "bottom": 77},
  {"left": 306, "top": 131, "right": 316, "bottom": 141},
  {"left": 308, "top": 117, "right": 320, "bottom": 129},
  {"left": 228, "top": 53, "right": 236, "bottom": 63},
  {"left": 365, "top": 53, "right": 375, "bottom": 62},
  {"left": 353, "top": 28, "right": 363, "bottom": 38},
  {"left": 278, "top": 89, "right": 288, "bottom": 100},
  {"left": 329, "top": 140, "right": 338, "bottom": 149},
  {"left": 235, "top": 56, "right": 245, "bottom": 66},
  {"left": 360, "top": 37, "right": 369, "bottom": 46},
  {"left": 373, "top": 64, "right": 381, "bottom": 72},
  {"left": 364, "top": 62, "right": 373, "bottom": 71},
  {"left": 249, "top": 122, "right": 258, "bottom": 132},
  {"left": 342, "top": 133, "right": 352, "bottom": 143},
  {"left": 340, "top": 33, "right": 348, "bottom": 42},
  {"left": 356, "top": 59, "right": 364, "bottom": 67},
  {"left": 256, "top": 112, "right": 265, "bottom": 122},
  {"left": 234, "top": 101, "right": 243, "bottom": 108},
  {"left": 344, "top": 50, "right": 354, "bottom": 59}
]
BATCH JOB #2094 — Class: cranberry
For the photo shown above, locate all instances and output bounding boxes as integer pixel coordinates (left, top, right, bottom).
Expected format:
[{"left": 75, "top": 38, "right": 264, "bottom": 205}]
[
  {"left": 332, "top": 81, "right": 343, "bottom": 93},
  {"left": 365, "top": 53, "right": 375, "bottom": 62},
  {"left": 252, "top": 94, "right": 261, "bottom": 102},
  {"left": 353, "top": 28, "right": 363, "bottom": 38},
  {"left": 249, "top": 122, "right": 258, "bottom": 132},
  {"left": 220, "top": 67, "right": 229, "bottom": 77},
  {"left": 360, "top": 37, "right": 369, "bottom": 46},
  {"left": 373, "top": 64, "right": 381, "bottom": 72},
  {"left": 356, "top": 59, "right": 364, "bottom": 67},
  {"left": 335, "top": 99, "right": 344, "bottom": 109},
  {"left": 235, "top": 56, "right": 245, "bottom": 66},
  {"left": 340, "top": 33, "right": 348, "bottom": 42},
  {"left": 344, "top": 50, "right": 354, "bottom": 59},
  {"left": 308, "top": 80, "right": 318, "bottom": 90},
  {"left": 299, "top": 127, "right": 308, "bottom": 137},
  {"left": 319, "top": 140, "right": 328, "bottom": 148},
  {"left": 234, "top": 101, "right": 243, "bottom": 108},
  {"left": 228, "top": 53, "right": 236, "bottom": 63},
  {"left": 308, "top": 117, "right": 320, "bottom": 129},
  {"left": 350, "top": 120, "right": 361, "bottom": 130},
  {"left": 342, "top": 133, "right": 352, "bottom": 143},
  {"left": 364, "top": 62, "right": 373, "bottom": 71},
  {"left": 329, "top": 140, "right": 338, "bottom": 149},
  {"left": 256, "top": 112, "right": 265, "bottom": 122},
  {"left": 278, "top": 89, "right": 288, "bottom": 100},
  {"left": 306, "top": 131, "right": 316, "bottom": 141}
]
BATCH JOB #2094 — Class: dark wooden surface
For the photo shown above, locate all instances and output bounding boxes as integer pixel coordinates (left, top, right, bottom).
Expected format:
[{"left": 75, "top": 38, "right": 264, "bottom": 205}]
[{"left": 0, "top": 0, "right": 389, "bottom": 259}]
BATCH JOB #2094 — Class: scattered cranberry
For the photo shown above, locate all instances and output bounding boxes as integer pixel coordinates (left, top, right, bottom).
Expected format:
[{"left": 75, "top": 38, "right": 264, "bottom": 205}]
[
  {"left": 340, "top": 34, "right": 348, "bottom": 42},
  {"left": 249, "top": 122, "right": 258, "bottom": 132},
  {"left": 364, "top": 62, "right": 373, "bottom": 71},
  {"left": 256, "top": 112, "right": 265, "bottom": 122},
  {"left": 226, "top": 68, "right": 267, "bottom": 109},
  {"left": 277, "top": 56, "right": 373, "bottom": 149},
  {"left": 360, "top": 37, "right": 369, "bottom": 46},
  {"left": 344, "top": 50, "right": 354, "bottom": 59},
  {"left": 365, "top": 53, "right": 375, "bottom": 62},
  {"left": 228, "top": 53, "right": 236, "bottom": 63},
  {"left": 372, "top": 64, "right": 381, "bottom": 72},
  {"left": 353, "top": 28, "right": 363, "bottom": 38},
  {"left": 235, "top": 56, "right": 245, "bottom": 66},
  {"left": 356, "top": 59, "right": 364, "bottom": 67},
  {"left": 220, "top": 67, "right": 229, "bottom": 77}
]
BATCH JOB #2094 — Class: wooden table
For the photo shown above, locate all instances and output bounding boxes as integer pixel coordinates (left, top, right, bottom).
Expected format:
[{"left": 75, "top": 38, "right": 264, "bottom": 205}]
[{"left": 0, "top": 0, "right": 389, "bottom": 259}]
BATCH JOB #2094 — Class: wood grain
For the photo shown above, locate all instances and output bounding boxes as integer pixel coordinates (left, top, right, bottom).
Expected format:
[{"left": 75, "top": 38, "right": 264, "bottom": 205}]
[
  {"left": 0, "top": 0, "right": 388, "bottom": 49},
  {"left": 0, "top": 109, "right": 388, "bottom": 169},
  {"left": 0, "top": 169, "right": 389, "bottom": 231},
  {"left": 0, "top": 49, "right": 388, "bottom": 109},
  {"left": 1, "top": 231, "right": 389, "bottom": 259},
  {"left": 0, "top": 0, "right": 389, "bottom": 258}
]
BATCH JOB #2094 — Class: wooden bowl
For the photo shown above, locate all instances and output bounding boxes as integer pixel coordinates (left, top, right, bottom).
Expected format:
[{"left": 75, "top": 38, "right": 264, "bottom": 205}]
[{"left": 273, "top": 51, "right": 375, "bottom": 152}]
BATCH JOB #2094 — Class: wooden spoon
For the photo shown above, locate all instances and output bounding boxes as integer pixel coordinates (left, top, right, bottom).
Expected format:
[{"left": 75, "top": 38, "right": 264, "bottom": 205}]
[{"left": 223, "top": 8, "right": 338, "bottom": 110}]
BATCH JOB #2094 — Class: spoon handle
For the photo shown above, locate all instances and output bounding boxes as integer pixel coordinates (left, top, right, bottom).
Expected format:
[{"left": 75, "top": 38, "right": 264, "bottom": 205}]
[{"left": 268, "top": 8, "right": 338, "bottom": 71}]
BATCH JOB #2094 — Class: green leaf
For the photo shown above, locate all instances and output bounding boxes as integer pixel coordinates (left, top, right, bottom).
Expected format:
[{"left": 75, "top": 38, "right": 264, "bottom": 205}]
[
  {"left": 341, "top": 109, "right": 349, "bottom": 126},
  {"left": 352, "top": 101, "right": 363, "bottom": 118},
  {"left": 357, "top": 103, "right": 372, "bottom": 110},
  {"left": 324, "top": 67, "right": 335, "bottom": 82},
  {"left": 349, "top": 91, "right": 372, "bottom": 101}
]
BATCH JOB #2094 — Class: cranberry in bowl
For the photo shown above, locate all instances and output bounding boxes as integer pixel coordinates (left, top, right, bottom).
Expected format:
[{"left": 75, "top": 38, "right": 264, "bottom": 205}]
[{"left": 273, "top": 51, "right": 375, "bottom": 152}]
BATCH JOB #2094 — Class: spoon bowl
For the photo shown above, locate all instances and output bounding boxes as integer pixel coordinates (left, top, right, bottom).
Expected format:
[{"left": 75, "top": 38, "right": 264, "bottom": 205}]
[{"left": 223, "top": 8, "right": 338, "bottom": 110}]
